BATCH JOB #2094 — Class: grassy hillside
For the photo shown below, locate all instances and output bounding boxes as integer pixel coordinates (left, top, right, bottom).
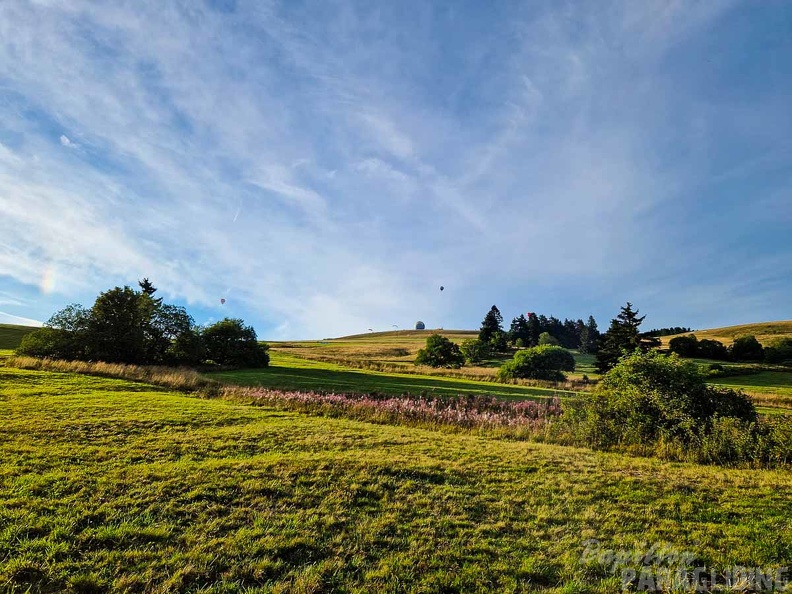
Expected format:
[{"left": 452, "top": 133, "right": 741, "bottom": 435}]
[
  {"left": 212, "top": 351, "right": 578, "bottom": 400},
  {"left": 269, "top": 330, "right": 596, "bottom": 385},
  {"left": 2, "top": 365, "right": 791, "bottom": 593},
  {"left": 661, "top": 320, "right": 792, "bottom": 346},
  {"left": 0, "top": 323, "right": 37, "bottom": 350}
]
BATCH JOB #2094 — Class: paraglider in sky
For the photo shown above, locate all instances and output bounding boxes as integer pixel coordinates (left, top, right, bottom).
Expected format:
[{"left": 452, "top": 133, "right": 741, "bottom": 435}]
[
  {"left": 220, "top": 298, "right": 226, "bottom": 305},
  {"left": 392, "top": 324, "right": 398, "bottom": 328},
  {"left": 440, "top": 286, "right": 444, "bottom": 291},
  {"left": 368, "top": 328, "right": 374, "bottom": 332}
]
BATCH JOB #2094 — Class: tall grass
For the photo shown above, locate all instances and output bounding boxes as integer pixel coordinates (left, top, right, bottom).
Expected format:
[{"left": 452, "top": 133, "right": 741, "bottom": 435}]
[
  {"left": 6, "top": 356, "right": 218, "bottom": 393},
  {"left": 226, "top": 385, "right": 563, "bottom": 437}
]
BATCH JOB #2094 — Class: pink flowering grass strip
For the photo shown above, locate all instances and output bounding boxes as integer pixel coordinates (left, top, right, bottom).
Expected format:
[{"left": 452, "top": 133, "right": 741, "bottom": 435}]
[{"left": 225, "top": 386, "right": 563, "bottom": 431}]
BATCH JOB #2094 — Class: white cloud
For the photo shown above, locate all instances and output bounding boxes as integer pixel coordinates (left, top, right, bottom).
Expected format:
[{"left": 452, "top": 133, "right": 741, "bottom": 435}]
[
  {"left": 0, "top": 310, "right": 43, "bottom": 327},
  {"left": 0, "top": 0, "right": 785, "bottom": 337}
]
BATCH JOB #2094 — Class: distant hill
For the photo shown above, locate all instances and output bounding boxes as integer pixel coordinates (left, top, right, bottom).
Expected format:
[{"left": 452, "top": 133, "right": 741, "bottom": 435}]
[
  {"left": 662, "top": 321, "right": 792, "bottom": 346},
  {"left": 0, "top": 323, "right": 37, "bottom": 350},
  {"left": 331, "top": 329, "right": 478, "bottom": 341}
]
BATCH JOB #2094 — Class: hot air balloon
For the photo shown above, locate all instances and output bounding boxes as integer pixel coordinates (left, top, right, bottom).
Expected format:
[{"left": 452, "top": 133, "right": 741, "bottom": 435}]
[
  {"left": 220, "top": 298, "right": 226, "bottom": 305},
  {"left": 440, "top": 286, "right": 444, "bottom": 291}
]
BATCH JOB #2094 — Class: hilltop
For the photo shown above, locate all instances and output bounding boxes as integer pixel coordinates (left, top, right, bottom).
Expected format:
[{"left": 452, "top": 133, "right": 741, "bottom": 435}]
[{"left": 661, "top": 320, "right": 792, "bottom": 346}]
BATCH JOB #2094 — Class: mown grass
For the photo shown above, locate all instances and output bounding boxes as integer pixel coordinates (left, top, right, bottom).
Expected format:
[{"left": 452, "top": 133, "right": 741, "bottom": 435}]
[
  {"left": 0, "top": 324, "right": 36, "bottom": 350},
  {"left": 211, "top": 352, "right": 578, "bottom": 401},
  {"left": 1, "top": 366, "right": 791, "bottom": 593}
]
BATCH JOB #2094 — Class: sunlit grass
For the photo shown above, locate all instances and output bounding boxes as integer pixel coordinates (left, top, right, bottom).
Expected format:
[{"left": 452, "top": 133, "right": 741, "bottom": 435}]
[
  {"left": 212, "top": 351, "right": 578, "bottom": 401},
  {"left": 1, "top": 365, "right": 791, "bottom": 593}
]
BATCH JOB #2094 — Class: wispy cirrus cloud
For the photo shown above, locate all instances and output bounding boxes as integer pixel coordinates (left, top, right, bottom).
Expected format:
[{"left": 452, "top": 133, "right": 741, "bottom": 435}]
[{"left": 0, "top": 0, "right": 789, "bottom": 337}]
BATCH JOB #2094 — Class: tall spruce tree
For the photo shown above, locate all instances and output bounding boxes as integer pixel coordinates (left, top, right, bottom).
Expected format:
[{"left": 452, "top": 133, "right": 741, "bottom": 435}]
[
  {"left": 595, "top": 303, "right": 651, "bottom": 373},
  {"left": 479, "top": 305, "right": 504, "bottom": 344},
  {"left": 508, "top": 314, "right": 531, "bottom": 346},
  {"left": 579, "top": 315, "right": 599, "bottom": 354}
]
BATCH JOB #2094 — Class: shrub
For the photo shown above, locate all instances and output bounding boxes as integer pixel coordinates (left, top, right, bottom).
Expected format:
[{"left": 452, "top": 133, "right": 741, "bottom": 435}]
[
  {"left": 201, "top": 318, "right": 269, "bottom": 367},
  {"left": 17, "top": 328, "right": 76, "bottom": 360},
  {"left": 578, "top": 350, "right": 756, "bottom": 449},
  {"left": 414, "top": 334, "right": 465, "bottom": 368},
  {"left": 460, "top": 338, "right": 490, "bottom": 364},
  {"left": 730, "top": 335, "right": 764, "bottom": 362},
  {"left": 537, "top": 332, "right": 560, "bottom": 346},
  {"left": 764, "top": 337, "right": 792, "bottom": 364},
  {"left": 498, "top": 345, "right": 575, "bottom": 381},
  {"left": 697, "top": 339, "right": 729, "bottom": 360},
  {"left": 668, "top": 334, "right": 698, "bottom": 357}
]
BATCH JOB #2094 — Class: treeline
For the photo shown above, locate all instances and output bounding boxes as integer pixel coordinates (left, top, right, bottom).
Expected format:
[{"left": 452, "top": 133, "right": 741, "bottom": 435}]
[
  {"left": 507, "top": 311, "right": 600, "bottom": 352},
  {"left": 415, "top": 305, "right": 602, "bottom": 381},
  {"left": 17, "top": 279, "right": 269, "bottom": 368},
  {"left": 669, "top": 333, "right": 792, "bottom": 364},
  {"left": 645, "top": 326, "right": 692, "bottom": 337}
]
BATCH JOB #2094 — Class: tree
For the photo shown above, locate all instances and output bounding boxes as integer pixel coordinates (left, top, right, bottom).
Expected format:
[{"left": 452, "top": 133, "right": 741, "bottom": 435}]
[
  {"left": 414, "top": 334, "right": 465, "bottom": 368},
  {"left": 526, "top": 313, "right": 541, "bottom": 347},
  {"left": 508, "top": 315, "right": 531, "bottom": 346},
  {"left": 17, "top": 327, "right": 75, "bottom": 360},
  {"left": 698, "top": 339, "right": 729, "bottom": 361},
  {"left": 595, "top": 302, "right": 652, "bottom": 373},
  {"left": 202, "top": 318, "right": 269, "bottom": 367},
  {"left": 87, "top": 286, "right": 148, "bottom": 364},
  {"left": 478, "top": 305, "right": 503, "bottom": 344},
  {"left": 498, "top": 345, "right": 575, "bottom": 381},
  {"left": 579, "top": 315, "right": 599, "bottom": 354},
  {"left": 668, "top": 335, "right": 699, "bottom": 358},
  {"left": 764, "top": 338, "right": 792, "bottom": 364},
  {"left": 460, "top": 338, "right": 490, "bottom": 364},
  {"left": 538, "top": 332, "right": 560, "bottom": 346},
  {"left": 730, "top": 335, "right": 764, "bottom": 362}
]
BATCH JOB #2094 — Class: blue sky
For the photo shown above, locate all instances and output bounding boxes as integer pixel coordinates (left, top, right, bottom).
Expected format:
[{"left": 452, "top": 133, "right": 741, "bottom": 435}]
[{"left": 0, "top": 0, "right": 790, "bottom": 339}]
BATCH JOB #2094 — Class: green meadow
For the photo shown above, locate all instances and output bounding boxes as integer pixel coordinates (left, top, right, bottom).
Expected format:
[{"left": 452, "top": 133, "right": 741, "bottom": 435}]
[
  {"left": 2, "top": 365, "right": 791, "bottom": 593},
  {"left": 212, "top": 351, "right": 577, "bottom": 401}
]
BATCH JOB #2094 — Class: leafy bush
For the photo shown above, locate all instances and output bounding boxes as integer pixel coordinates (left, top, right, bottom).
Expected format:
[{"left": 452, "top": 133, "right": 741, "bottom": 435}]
[
  {"left": 460, "top": 338, "right": 490, "bottom": 364},
  {"left": 764, "top": 337, "right": 792, "bottom": 364},
  {"left": 201, "top": 318, "right": 270, "bottom": 367},
  {"left": 697, "top": 338, "right": 729, "bottom": 360},
  {"left": 537, "top": 332, "right": 560, "bottom": 346},
  {"left": 414, "top": 334, "right": 465, "bottom": 368},
  {"left": 498, "top": 345, "right": 575, "bottom": 381},
  {"left": 578, "top": 350, "right": 756, "bottom": 449},
  {"left": 17, "top": 328, "right": 76, "bottom": 360},
  {"left": 730, "top": 335, "right": 764, "bottom": 362},
  {"left": 668, "top": 334, "right": 698, "bottom": 357}
]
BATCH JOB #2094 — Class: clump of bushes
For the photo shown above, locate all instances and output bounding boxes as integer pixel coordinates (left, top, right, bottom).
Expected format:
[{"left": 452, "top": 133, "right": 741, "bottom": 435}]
[
  {"left": 577, "top": 350, "right": 756, "bottom": 449},
  {"left": 414, "top": 334, "right": 465, "bottom": 368},
  {"left": 667, "top": 333, "right": 789, "bottom": 365},
  {"left": 16, "top": 281, "right": 268, "bottom": 368},
  {"left": 572, "top": 349, "right": 792, "bottom": 466},
  {"left": 764, "top": 337, "right": 792, "bottom": 364},
  {"left": 498, "top": 345, "right": 575, "bottom": 381}
]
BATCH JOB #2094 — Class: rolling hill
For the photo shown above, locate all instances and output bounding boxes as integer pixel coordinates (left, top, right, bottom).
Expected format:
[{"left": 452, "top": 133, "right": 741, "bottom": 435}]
[
  {"left": 661, "top": 320, "right": 792, "bottom": 346},
  {"left": 0, "top": 323, "right": 37, "bottom": 350}
]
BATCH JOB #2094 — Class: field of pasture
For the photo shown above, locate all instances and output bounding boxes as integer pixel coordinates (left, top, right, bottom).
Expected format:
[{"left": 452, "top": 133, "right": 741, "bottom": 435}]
[
  {"left": 267, "top": 330, "right": 598, "bottom": 385},
  {"left": 2, "top": 365, "right": 791, "bottom": 593}
]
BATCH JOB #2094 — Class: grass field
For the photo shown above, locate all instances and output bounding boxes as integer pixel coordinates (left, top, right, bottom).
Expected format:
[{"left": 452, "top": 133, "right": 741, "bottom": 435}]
[
  {"left": 268, "top": 330, "right": 598, "bottom": 388},
  {"left": 211, "top": 352, "right": 578, "bottom": 401},
  {"left": 2, "top": 365, "right": 791, "bottom": 593},
  {"left": 0, "top": 323, "right": 36, "bottom": 350}
]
